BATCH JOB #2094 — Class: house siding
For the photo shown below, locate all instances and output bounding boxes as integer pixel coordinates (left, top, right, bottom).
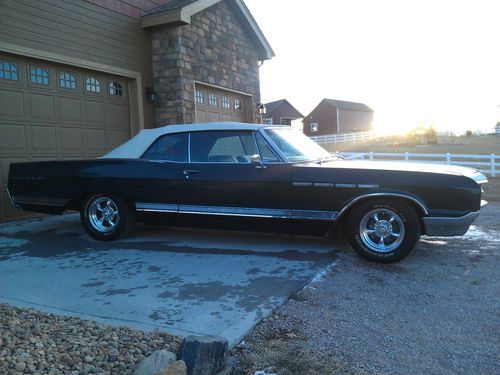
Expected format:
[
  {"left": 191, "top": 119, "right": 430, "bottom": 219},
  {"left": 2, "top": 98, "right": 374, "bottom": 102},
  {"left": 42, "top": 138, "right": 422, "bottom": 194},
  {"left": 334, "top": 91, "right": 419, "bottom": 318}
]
[
  {"left": 0, "top": 0, "right": 155, "bottom": 131},
  {"left": 151, "top": 0, "right": 261, "bottom": 125},
  {"left": 338, "top": 109, "right": 373, "bottom": 133}
]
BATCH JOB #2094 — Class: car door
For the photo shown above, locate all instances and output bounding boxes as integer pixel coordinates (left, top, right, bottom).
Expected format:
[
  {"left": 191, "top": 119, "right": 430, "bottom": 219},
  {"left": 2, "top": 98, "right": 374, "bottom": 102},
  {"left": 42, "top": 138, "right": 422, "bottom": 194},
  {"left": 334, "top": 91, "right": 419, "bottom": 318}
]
[
  {"left": 177, "top": 130, "right": 292, "bottom": 218},
  {"left": 136, "top": 132, "right": 188, "bottom": 212}
]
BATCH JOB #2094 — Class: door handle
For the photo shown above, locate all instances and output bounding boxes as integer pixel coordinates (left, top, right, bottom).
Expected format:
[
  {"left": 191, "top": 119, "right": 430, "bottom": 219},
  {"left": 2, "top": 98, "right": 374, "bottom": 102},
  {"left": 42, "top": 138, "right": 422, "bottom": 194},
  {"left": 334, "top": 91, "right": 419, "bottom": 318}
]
[{"left": 183, "top": 169, "right": 200, "bottom": 175}]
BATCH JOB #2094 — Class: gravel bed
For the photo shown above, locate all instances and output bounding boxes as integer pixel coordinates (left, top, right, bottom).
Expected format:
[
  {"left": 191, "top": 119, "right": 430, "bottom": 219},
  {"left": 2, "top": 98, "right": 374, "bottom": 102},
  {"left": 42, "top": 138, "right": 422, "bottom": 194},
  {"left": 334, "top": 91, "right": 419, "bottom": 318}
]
[
  {"left": 232, "top": 204, "right": 500, "bottom": 375},
  {"left": 0, "top": 304, "right": 182, "bottom": 375}
]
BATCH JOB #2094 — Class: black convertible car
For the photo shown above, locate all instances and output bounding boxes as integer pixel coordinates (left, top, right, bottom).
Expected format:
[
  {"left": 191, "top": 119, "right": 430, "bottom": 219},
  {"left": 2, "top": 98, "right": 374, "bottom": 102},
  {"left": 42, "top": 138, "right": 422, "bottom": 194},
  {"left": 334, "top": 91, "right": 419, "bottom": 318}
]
[{"left": 7, "top": 123, "right": 487, "bottom": 262}]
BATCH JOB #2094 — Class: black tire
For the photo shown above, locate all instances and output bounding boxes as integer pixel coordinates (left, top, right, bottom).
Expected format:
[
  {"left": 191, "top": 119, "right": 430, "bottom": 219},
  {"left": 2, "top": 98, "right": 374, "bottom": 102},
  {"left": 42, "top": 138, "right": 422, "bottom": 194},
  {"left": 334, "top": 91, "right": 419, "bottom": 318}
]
[
  {"left": 80, "top": 193, "right": 135, "bottom": 241},
  {"left": 346, "top": 199, "right": 421, "bottom": 263}
]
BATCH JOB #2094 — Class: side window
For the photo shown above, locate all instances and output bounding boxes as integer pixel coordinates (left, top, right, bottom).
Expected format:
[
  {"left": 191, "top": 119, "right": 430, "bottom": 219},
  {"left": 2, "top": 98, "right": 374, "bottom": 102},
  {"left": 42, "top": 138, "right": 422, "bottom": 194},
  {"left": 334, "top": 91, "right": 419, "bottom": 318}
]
[
  {"left": 142, "top": 133, "right": 188, "bottom": 162},
  {"left": 190, "top": 131, "right": 258, "bottom": 163},
  {"left": 256, "top": 134, "right": 280, "bottom": 163}
]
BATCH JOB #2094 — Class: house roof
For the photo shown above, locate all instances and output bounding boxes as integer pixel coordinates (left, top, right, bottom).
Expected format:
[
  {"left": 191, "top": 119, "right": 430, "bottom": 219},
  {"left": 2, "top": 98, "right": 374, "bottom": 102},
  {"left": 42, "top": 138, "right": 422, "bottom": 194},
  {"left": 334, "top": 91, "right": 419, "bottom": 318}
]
[
  {"left": 264, "top": 99, "right": 304, "bottom": 118},
  {"left": 323, "top": 99, "right": 373, "bottom": 112},
  {"left": 141, "top": 0, "right": 274, "bottom": 60}
]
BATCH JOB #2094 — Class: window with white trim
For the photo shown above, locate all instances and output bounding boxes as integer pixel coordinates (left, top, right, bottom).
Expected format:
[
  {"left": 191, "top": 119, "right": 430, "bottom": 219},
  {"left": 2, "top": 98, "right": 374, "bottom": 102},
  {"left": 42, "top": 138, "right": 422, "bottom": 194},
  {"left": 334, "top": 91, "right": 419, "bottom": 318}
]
[
  {"left": 310, "top": 123, "right": 319, "bottom": 133},
  {"left": 0, "top": 61, "right": 18, "bottom": 81},
  {"left": 234, "top": 98, "right": 242, "bottom": 110}
]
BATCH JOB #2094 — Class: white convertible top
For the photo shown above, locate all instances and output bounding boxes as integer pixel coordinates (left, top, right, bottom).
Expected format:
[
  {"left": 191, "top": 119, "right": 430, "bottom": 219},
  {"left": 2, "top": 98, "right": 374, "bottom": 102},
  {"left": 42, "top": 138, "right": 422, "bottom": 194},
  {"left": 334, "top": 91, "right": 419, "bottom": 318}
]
[{"left": 102, "top": 122, "right": 269, "bottom": 159}]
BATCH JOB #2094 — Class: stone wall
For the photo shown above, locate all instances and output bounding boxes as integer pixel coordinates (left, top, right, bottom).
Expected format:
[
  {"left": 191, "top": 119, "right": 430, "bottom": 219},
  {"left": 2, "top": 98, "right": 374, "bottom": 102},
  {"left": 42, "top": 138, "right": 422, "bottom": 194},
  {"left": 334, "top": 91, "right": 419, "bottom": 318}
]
[{"left": 151, "top": 1, "right": 261, "bottom": 125}]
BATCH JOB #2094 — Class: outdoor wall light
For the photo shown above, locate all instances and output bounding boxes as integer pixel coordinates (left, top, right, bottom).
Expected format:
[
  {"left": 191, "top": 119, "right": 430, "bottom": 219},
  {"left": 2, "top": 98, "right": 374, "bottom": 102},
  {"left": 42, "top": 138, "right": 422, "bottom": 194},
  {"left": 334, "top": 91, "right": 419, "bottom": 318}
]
[
  {"left": 145, "top": 87, "right": 159, "bottom": 103},
  {"left": 257, "top": 102, "right": 266, "bottom": 115}
]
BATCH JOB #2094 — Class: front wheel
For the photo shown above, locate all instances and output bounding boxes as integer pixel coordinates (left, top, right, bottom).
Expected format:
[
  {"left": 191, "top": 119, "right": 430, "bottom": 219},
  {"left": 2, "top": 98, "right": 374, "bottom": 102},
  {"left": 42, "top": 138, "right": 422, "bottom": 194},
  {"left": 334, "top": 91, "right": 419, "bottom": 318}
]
[
  {"left": 81, "top": 194, "right": 135, "bottom": 241},
  {"left": 346, "top": 199, "right": 420, "bottom": 263}
]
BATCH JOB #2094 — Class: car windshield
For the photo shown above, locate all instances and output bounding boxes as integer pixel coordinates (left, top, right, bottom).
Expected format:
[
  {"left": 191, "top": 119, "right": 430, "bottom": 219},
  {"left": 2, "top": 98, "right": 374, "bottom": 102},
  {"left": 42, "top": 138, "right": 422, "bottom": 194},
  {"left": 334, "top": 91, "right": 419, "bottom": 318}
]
[{"left": 264, "top": 127, "right": 331, "bottom": 162}]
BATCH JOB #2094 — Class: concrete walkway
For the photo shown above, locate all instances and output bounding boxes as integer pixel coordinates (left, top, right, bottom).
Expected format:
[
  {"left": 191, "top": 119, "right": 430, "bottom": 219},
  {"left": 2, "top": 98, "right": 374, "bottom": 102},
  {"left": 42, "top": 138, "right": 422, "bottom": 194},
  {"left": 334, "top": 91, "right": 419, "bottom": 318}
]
[{"left": 0, "top": 214, "right": 341, "bottom": 347}]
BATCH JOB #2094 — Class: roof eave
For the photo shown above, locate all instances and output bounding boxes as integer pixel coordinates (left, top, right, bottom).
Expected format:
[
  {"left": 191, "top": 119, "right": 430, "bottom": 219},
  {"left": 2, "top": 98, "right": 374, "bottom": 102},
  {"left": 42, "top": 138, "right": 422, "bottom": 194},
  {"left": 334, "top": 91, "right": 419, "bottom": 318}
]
[
  {"left": 230, "top": 0, "right": 275, "bottom": 60},
  {"left": 141, "top": 0, "right": 275, "bottom": 61}
]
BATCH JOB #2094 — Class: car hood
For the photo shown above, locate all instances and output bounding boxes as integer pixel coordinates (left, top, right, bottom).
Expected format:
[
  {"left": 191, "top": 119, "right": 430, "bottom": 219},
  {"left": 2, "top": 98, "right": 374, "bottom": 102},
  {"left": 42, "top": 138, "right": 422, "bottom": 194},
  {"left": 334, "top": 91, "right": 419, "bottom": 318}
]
[{"left": 303, "top": 159, "right": 488, "bottom": 184}]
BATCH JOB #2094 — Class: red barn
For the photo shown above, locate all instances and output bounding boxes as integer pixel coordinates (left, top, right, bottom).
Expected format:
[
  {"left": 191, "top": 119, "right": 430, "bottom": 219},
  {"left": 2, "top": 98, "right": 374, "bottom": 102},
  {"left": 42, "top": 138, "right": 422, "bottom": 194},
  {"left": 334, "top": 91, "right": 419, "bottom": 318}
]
[
  {"left": 262, "top": 99, "right": 304, "bottom": 125},
  {"left": 303, "top": 99, "right": 373, "bottom": 136}
]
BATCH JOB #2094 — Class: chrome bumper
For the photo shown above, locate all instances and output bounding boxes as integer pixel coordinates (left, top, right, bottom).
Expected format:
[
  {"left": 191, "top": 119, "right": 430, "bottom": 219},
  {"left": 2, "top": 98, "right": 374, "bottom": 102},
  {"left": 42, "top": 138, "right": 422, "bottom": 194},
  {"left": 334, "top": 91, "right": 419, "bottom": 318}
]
[{"left": 423, "top": 211, "right": 480, "bottom": 236}]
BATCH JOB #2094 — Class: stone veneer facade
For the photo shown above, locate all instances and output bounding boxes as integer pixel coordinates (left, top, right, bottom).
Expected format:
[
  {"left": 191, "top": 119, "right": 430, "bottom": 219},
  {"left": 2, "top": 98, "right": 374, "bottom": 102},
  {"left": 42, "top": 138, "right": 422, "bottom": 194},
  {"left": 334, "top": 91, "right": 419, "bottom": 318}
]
[{"left": 151, "top": 1, "right": 261, "bottom": 125}]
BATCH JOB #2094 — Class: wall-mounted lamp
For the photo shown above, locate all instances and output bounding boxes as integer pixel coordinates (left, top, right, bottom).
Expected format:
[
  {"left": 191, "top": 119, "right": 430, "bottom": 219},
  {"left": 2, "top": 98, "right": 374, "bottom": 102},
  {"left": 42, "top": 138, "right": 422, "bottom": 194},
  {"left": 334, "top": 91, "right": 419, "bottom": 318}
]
[
  {"left": 145, "top": 87, "right": 159, "bottom": 103},
  {"left": 257, "top": 102, "right": 266, "bottom": 115}
]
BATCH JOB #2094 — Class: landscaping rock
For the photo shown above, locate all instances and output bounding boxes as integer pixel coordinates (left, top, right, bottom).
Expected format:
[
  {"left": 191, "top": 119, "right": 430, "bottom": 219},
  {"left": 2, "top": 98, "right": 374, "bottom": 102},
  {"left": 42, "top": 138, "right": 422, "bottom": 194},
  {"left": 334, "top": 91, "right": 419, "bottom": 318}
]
[
  {"left": 134, "top": 350, "right": 177, "bottom": 375},
  {"left": 178, "top": 336, "right": 228, "bottom": 375},
  {"left": 155, "top": 360, "right": 187, "bottom": 375},
  {"left": 0, "top": 304, "right": 182, "bottom": 375}
]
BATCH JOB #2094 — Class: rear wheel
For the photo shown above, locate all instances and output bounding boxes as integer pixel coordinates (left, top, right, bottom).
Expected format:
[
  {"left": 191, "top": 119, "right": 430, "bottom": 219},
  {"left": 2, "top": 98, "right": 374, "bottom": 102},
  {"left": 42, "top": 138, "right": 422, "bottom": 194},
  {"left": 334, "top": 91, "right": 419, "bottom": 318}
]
[
  {"left": 81, "top": 194, "right": 135, "bottom": 241},
  {"left": 346, "top": 199, "right": 420, "bottom": 263}
]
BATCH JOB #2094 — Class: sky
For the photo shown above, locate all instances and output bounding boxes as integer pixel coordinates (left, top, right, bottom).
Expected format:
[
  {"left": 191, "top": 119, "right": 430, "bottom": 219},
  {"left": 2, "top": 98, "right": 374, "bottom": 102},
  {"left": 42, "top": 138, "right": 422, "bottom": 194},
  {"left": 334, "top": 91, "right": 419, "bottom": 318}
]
[{"left": 244, "top": 0, "right": 500, "bottom": 135}]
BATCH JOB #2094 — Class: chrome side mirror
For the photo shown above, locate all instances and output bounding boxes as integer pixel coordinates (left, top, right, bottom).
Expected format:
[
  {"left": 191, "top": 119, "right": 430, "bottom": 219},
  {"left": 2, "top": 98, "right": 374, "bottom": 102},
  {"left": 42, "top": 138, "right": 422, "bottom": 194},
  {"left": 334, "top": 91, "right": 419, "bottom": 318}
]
[{"left": 250, "top": 154, "right": 265, "bottom": 168}]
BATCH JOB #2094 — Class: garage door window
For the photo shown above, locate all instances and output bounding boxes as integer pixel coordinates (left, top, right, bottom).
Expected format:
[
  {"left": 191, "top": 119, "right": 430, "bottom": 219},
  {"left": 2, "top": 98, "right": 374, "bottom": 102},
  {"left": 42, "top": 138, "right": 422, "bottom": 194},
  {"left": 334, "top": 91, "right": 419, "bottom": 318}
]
[
  {"left": 85, "top": 77, "right": 101, "bottom": 93},
  {"left": 0, "top": 61, "right": 18, "bottom": 80},
  {"left": 234, "top": 99, "right": 242, "bottom": 110},
  {"left": 195, "top": 90, "right": 204, "bottom": 104},
  {"left": 208, "top": 93, "right": 218, "bottom": 107},
  {"left": 59, "top": 72, "right": 76, "bottom": 89},
  {"left": 109, "top": 81, "right": 123, "bottom": 96},
  {"left": 30, "top": 67, "right": 49, "bottom": 85},
  {"left": 222, "top": 96, "right": 231, "bottom": 109}
]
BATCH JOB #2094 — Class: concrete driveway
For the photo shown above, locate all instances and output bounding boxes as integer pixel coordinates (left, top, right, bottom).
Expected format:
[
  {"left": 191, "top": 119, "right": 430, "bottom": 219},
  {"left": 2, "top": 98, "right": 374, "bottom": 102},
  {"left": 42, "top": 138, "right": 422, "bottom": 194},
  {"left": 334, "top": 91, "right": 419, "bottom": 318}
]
[{"left": 0, "top": 214, "right": 339, "bottom": 347}]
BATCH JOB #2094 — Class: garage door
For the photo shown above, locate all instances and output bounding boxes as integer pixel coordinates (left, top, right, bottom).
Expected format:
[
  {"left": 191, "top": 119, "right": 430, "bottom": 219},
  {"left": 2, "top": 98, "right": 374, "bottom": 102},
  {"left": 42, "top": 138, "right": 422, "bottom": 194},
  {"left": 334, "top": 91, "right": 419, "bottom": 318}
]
[
  {"left": 0, "top": 53, "right": 131, "bottom": 221},
  {"left": 194, "top": 84, "right": 251, "bottom": 123}
]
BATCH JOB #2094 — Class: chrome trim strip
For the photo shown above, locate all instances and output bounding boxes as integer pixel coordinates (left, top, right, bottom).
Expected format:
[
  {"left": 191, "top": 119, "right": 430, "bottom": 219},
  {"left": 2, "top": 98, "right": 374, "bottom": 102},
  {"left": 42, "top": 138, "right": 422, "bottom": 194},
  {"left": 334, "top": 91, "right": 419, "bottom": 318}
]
[
  {"left": 179, "top": 205, "right": 290, "bottom": 219},
  {"left": 136, "top": 203, "right": 178, "bottom": 213},
  {"left": 336, "top": 183, "right": 356, "bottom": 188},
  {"left": 357, "top": 184, "right": 379, "bottom": 188},
  {"left": 12, "top": 196, "right": 70, "bottom": 207},
  {"left": 136, "top": 203, "right": 339, "bottom": 221},
  {"left": 313, "top": 182, "right": 334, "bottom": 188},
  {"left": 292, "top": 209, "right": 337, "bottom": 220},
  {"left": 336, "top": 192, "right": 429, "bottom": 218},
  {"left": 293, "top": 182, "right": 313, "bottom": 187},
  {"left": 423, "top": 211, "right": 479, "bottom": 236}
]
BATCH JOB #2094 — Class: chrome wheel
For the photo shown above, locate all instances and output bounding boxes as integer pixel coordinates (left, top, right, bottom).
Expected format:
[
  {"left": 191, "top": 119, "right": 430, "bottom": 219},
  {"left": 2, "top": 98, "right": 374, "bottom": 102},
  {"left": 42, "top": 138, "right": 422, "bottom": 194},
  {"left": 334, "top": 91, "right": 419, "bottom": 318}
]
[
  {"left": 88, "top": 196, "right": 120, "bottom": 233},
  {"left": 359, "top": 208, "right": 405, "bottom": 253}
]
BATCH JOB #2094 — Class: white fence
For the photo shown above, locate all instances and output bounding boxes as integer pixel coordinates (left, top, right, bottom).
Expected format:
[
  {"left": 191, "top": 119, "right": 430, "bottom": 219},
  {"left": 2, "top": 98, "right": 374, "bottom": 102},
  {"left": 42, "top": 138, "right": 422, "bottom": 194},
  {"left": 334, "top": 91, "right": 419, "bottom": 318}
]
[
  {"left": 310, "top": 130, "right": 379, "bottom": 145},
  {"left": 339, "top": 152, "right": 499, "bottom": 177}
]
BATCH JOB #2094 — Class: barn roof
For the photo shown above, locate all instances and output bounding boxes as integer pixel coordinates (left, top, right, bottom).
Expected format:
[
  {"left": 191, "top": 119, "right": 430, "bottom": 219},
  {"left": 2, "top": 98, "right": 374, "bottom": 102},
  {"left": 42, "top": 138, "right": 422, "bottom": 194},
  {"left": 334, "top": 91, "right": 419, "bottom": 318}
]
[
  {"left": 264, "top": 99, "right": 304, "bottom": 118},
  {"left": 323, "top": 99, "right": 373, "bottom": 112},
  {"left": 141, "top": 0, "right": 274, "bottom": 60}
]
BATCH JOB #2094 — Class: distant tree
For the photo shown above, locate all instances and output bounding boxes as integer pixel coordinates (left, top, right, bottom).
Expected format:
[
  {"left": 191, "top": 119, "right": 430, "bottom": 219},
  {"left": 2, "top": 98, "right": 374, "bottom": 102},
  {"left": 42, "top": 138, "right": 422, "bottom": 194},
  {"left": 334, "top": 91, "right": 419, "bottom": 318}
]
[{"left": 466, "top": 130, "right": 472, "bottom": 136}]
